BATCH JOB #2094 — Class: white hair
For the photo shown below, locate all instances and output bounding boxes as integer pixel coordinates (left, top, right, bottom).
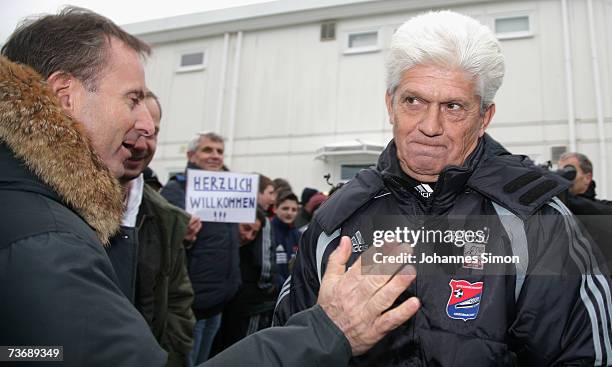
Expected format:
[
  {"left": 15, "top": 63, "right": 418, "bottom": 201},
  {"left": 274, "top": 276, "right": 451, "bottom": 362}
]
[
  {"left": 187, "top": 131, "right": 224, "bottom": 153},
  {"left": 386, "top": 10, "right": 505, "bottom": 113}
]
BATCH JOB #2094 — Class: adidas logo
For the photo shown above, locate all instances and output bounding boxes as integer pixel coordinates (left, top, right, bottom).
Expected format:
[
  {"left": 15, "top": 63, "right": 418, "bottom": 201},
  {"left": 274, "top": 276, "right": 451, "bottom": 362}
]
[
  {"left": 351, "top": 231, "right": 368, "bottom": 253},
  {"left": 415, "top": 183, "right": 433, "bottom": 198}
]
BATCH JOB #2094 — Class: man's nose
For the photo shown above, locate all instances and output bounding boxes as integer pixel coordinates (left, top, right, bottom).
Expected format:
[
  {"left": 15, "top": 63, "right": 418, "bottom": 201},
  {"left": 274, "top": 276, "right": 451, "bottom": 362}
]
[
  {"left": 133, "top": 135, "right": 147, "bottom": 151},
  {"left": 135, "top": 103, "right": 155, "bottom": 138},
  {"left": 418, "top": 105, "right": 444, "bottom": 137}
]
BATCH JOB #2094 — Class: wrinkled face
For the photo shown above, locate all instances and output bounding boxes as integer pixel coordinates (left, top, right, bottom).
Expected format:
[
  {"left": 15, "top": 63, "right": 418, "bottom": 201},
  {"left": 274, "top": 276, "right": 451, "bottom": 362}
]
[
  {"left": 121, "top": 97, "right": 160, "bottom": 183},
  {"left": 189, "top": 137, "right": 224, "bottom": 171},
  {"left": 385, "top": 64, "right": 495, "bottom": 182},
  {"left": 70, "top": 37, "right": 154, "bottom": 178},
  {"left": 239, "top": 220, "right": 262, "bottom": 245},
  {"left": 258, "top": 184, "right": 276, "bottom": 210},
  {"left": 558, "top": 155, "right": 592, "bottom": 195},
  {"left": 276, "top": 199, "right": 298, "bottom": 224}
]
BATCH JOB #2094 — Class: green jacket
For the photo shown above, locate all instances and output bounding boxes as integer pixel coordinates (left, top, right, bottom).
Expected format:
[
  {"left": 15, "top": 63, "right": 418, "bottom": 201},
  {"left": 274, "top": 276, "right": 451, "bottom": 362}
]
[{"left": 137, "top": 184, "right": 196, "bottom": 366}]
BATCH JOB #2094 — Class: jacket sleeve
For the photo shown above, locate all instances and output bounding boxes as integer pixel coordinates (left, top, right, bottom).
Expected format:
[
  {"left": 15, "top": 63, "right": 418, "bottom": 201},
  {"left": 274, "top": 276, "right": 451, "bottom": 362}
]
[
  {"left": 160, "top": 180, "right": 186, "bottom": 210},
  {"left": 161, "top": 208, "right": 196, "bottom": 363},
  {"left": 272, "top": 220, "right": 341, "bottom": 326},
  {"left": 509, "top": 199, "right": 612, "bottom": 366},
  {"left": 0, "top": 232, "right": 167, "bottom": 367},
  {"left": 203, "top": 305, "right": 351, "bottom": 367}
]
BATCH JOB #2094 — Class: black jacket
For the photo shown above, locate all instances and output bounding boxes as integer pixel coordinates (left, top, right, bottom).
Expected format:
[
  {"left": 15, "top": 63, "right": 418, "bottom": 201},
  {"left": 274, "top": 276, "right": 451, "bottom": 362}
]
[
  {"left": 206, "top": 305, "right": 350, "bottom": 367},
  {"left": 107, "top": 184, "right": 196, "bottom": 365},
  {"left": 161, "top": 173, "right": 241, "bottom": 318},
  {"left": 0, "top": 57, "right": 165, "bottom": 366},
  {"left": 274, "top": 136, "right": 612, "bottom": 366}
]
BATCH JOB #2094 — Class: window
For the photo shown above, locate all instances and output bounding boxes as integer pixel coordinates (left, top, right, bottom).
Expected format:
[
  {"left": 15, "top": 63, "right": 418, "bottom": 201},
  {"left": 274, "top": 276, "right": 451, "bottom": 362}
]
[
  {"left": 321, "top": 22, "right": 336, "bottom": 41},
  {"left": 551, "top": 146, "right": 567, "bottom": 162},
  {"left": 344, "top": 29, "right": 380, "bottom": 54},
  {"left": 494, "top": 15, "right": 532, "bottom": 39},
  {"left": 341, "top": 164, "right": 371, "bottom": 181},
  {"left": 176, "top": 51, "right": 206, "bottom": 72}
]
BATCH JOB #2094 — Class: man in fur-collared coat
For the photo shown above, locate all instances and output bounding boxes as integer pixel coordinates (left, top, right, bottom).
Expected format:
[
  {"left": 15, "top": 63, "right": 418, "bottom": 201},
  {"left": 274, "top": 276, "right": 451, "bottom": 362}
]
[{"left": 0, "top": 8, "right": 165, "bottom": 366}]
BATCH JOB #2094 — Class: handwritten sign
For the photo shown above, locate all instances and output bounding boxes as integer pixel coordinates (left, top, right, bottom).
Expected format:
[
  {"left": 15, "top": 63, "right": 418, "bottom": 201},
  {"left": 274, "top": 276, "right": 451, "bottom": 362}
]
[{"left": 186, "top": 169, "right": 259, "bottom": 223}]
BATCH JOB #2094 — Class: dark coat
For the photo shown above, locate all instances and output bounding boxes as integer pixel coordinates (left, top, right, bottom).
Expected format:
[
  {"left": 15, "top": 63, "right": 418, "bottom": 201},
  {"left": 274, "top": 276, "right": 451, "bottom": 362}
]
[
  {"left": 161, "top": 174, "right": 241, "bottom": 319},
  {"left": 106, "top": 184, "right": 196, "bottom": 365},
  {"left": 275, "top": 136, "right": 612, "bottom": 366},
  {"left": 0, "top": 56, "right": 165, "bottom": 366}
]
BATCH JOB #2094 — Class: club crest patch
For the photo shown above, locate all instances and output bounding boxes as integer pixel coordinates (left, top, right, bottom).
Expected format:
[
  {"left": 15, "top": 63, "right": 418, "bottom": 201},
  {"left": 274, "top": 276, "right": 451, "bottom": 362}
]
[{"left": 446, "top": 279, "right": 484, "bottom": 321}]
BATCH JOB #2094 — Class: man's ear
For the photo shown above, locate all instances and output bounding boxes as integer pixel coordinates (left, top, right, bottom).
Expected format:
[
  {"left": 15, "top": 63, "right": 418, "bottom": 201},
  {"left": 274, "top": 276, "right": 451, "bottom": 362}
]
[
  {"left": 46, "top": 71, "right": 79, "bottom": 114},
  {"left": 385, "top": 91, "right": 395, "bottom": 125},
  {"left": 186, "top": 151, "right": 194, "bottom": 163},
  {"left": 478, "top": 103, "right": 496, "bottom": 137}
]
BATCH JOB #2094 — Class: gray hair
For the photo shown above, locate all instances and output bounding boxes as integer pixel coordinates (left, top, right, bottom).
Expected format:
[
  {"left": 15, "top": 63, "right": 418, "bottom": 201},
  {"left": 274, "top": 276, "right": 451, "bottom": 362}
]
[
  {"left": 386, "top": 10, "right": 505, "bottom": 114},
  {"left": 187, "top": 131, "right": 224, "bottom": 153},
  {"left": 559, "top": 152, "right": 593, "bottom": 174}
]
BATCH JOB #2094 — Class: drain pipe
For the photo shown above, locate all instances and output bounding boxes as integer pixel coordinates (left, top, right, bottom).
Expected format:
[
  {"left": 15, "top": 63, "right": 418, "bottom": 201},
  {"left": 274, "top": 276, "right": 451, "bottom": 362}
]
[
  {"left": 214, "top": 32, "right": 230, "bottom": 133},
  {"left": 225, "top": 31, "right": 243, "bottom": 168},
  {"left": 586, "top": 0, "right": 608, "bottom": 197},
  {"left": 560, "top": 0, "right": 576, "bottom": 152}
]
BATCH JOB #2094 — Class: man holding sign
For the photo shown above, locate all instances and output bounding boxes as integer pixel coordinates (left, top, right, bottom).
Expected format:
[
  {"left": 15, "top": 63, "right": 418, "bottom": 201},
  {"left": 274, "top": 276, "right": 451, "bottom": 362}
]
[{"left": 161, "top": 132, "right": 242, "bottom": 365}]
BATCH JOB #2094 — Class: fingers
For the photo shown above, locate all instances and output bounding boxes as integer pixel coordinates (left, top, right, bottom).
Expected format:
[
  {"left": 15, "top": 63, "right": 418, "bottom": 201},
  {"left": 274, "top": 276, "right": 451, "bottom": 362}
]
[
  {"left": 373, "top": 297, "right": 420, "bottom": 335},
  {"left": 364, "top": 271, "right": 416, "bottom": 320},
  {"left": 324, "top": 236, "right": 352, "bottom": 277}
]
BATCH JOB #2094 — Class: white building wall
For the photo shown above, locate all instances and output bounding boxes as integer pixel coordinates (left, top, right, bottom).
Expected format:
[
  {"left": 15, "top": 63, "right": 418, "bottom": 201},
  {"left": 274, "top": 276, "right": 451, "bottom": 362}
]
[{"left": 139, "top": 0, "right": 612, "bottom": 197}]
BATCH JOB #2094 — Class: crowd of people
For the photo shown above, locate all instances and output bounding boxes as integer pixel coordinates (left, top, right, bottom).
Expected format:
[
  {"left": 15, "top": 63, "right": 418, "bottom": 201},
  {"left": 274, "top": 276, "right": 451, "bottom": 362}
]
[{"left": 1, "top": 5, "right": 611, "bottom": 367}]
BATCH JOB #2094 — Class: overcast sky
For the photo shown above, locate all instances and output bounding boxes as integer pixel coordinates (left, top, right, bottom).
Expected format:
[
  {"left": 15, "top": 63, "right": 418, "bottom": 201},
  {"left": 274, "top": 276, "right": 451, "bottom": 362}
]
[{"left": 1, "top": 0, "right": 276, "bottom": 43}]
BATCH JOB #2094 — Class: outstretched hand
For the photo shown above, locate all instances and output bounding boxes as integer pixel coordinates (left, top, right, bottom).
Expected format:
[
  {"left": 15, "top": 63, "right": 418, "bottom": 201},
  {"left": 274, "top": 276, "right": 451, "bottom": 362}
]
[{"left": 317, "top": 236, "right": 420, "bottom": 356}]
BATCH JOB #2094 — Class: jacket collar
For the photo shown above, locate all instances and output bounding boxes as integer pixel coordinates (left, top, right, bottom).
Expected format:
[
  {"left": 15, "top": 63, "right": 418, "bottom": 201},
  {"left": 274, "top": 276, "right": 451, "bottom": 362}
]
[
  {"left": 377, "top": 137, "right": 486, "bottom": 213},
  {"left": 580, "top": 181, "right": 597, "bottom": 200},
  {"left": 0, "top": 56, "right": 123, "bottom": 244}
]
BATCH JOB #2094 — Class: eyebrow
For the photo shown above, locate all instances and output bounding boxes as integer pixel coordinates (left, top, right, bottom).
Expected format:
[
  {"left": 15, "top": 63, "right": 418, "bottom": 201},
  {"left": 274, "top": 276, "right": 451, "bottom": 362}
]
[
  {"left": 399, "top": 89, "right": 472, "bottom": 105},
  {"left": 125, "top": 89, "right": 146, "bottom": 100}
]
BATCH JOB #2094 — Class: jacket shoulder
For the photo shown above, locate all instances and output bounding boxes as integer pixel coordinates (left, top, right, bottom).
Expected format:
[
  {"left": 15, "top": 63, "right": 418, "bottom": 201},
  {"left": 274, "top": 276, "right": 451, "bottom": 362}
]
[
  {"left": 0, "top": 189, "right": 99, "bottom": 248},
  {"left": 468, "top": 154, "right": 570, "bottom": 220},
  {"left": 314, "top": 168, "right": 386, "bottom": 234},
  {"left": 143, "top": 185, "right": 190, "bottom": 223}
]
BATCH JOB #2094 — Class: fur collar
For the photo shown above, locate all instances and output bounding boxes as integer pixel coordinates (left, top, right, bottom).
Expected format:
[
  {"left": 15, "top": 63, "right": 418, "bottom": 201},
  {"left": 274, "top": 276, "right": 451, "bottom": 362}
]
[{"left": 0, "top": 56, "right": 123, "bottom": 244}]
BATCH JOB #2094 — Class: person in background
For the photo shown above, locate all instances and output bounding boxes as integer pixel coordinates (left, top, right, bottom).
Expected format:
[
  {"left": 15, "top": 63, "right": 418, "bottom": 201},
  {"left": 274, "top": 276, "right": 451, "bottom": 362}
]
[
  {"left": 107, "top": 91, "right": 198, "bottom": 366},
  {"left": 271, "top": 191, "right": 300, "bottom": 285},
  {"left": 558, "top": 152, "right": 611, "bottom": 205},
  {"left": 258, "top": 174, "right": 277, "bottom": 212},
  {"left": 296, "top": 192, "right": 328, "bottom": 234},
  {"left": 557, "top": 152, "right": 612, "bottom": 272},
  {"left": 212, "top": 209, "right": 280, "bottom": 354},
  {"left": 161, "top": 132, "right": 241, "bottom": 366},
  {"left": 294, "top": 187, "right": 319, "bottom": 229},
  {"left": 211, "top": 174, "right": 279, "bottom": 356}
]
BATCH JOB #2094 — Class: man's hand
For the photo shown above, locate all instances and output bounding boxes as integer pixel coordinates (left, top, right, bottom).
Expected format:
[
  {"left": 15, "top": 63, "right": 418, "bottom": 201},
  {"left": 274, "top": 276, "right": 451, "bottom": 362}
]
[
  {"left": 184, "top": 216, "right": 201, "bottom": 242},
  {"left": 317, "top": 236, "right": 420, "bottom": 356}
]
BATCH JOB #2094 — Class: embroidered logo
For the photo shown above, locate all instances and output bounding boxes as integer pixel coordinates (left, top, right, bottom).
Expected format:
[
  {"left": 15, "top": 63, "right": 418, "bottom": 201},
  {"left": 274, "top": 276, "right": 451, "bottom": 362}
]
[
  {"left": 414, "top": 183, "right": 433, "bottom": 198},
  {"left": 351, "top": 231, "right": 368, "bottom": 253},
  {"left": 446, "top": 279, "right": 484, "bottom": 321}
]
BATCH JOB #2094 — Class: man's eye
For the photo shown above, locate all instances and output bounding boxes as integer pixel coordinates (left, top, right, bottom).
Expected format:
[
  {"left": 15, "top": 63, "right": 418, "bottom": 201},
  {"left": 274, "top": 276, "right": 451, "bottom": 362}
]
[
  {"left": 405, "top": 96, "right": 418, "bottom": 105},
  {"left": 446, "top": 102, "right": 462, "bottom": 111}
]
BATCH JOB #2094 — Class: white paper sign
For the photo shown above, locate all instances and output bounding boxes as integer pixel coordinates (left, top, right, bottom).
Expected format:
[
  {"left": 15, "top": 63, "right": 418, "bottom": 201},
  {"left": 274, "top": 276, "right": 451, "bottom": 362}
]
[{"left": 185, "top": 169, "right": 259, "bottom": 223}]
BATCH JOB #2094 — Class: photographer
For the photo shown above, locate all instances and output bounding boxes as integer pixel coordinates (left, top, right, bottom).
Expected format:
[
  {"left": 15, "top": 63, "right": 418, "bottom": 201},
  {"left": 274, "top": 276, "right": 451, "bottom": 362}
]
[{"left": 556, "top": 153, "right": 612, "bottom": 271}]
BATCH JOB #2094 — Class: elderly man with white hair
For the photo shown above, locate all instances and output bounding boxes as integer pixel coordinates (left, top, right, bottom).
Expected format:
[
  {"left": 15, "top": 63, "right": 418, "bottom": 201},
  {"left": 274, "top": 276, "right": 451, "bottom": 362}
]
[{"left": 274, "top": 10, "right": 612, "bottom": 366}]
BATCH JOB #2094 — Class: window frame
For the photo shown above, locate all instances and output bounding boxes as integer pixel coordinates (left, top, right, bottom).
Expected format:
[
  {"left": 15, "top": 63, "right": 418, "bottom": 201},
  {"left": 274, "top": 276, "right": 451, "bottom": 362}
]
[
  {"left": 493, "top": 13, "right": 534, "bottom": 40},
  {"left": 176, "top": 49, "right": 207, "bottom": 73},
  {"left": 343, "top": 28, "right": 381, "bottom": 55}
]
